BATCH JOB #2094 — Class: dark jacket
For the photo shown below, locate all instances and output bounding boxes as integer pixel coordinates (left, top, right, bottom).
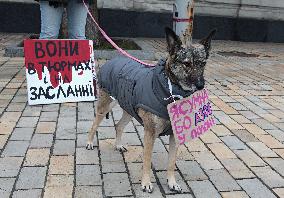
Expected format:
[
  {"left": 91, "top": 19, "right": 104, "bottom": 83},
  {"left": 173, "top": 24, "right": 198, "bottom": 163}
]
[{"left": 97, "top": 56, "right": 193, "bottom": 136}]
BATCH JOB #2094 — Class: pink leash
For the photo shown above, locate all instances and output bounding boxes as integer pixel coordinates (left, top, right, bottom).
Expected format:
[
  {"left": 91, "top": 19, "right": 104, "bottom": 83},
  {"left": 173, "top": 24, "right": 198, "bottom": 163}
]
[{"left": 82, "top": 0, "right": 156, "bottom": 67}]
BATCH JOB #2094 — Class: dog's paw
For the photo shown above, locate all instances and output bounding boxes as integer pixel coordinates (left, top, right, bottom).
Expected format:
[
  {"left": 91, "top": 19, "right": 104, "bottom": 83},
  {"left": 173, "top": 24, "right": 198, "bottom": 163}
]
[
  {"left": 86, "top": 143, "right": 94, "bottom": 150},
  {"left": 115, "top": 145, "right": 128, "bottom": 152},
  {"left": 168, "top": 182, "right": 182, "bottom": 193},
  {"left": 141, "top": 182, "right": 153, "bottom": 193}
]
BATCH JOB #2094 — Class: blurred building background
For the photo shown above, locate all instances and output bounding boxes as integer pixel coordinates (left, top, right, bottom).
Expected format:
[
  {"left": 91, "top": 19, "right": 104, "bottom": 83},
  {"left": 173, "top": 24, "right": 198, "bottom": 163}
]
[{"left": 1, "top": 0, "right": 284, "bottom": 42}]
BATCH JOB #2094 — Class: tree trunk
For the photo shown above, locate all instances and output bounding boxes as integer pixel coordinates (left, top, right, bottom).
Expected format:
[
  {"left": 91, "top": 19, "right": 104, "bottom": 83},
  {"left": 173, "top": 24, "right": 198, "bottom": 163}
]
[{"left": 86, "top": 0, "right": 101, "bottom": 46}]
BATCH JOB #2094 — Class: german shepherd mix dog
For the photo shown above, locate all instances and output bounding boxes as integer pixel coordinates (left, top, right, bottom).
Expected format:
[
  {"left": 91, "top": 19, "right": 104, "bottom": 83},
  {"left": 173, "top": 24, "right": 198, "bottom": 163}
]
[{"left": 87, "top": 28, "right": 216, "bottom": 193}]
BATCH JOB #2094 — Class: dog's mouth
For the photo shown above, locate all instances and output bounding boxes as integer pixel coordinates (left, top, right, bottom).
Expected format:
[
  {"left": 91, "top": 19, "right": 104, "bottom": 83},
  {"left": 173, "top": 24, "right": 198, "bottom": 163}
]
[{"left": 179, "top": 82, "right": 197, "bottom": 92}]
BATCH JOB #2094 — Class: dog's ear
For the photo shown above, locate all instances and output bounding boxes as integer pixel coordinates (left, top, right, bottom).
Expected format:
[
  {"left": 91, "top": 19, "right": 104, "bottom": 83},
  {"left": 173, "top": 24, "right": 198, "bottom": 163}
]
[
  {"left": 199, "top": 29, "right": 217, "bottom": 58},
  {"left": 165, "top": 27, "right": 182, "bottom": 55}
]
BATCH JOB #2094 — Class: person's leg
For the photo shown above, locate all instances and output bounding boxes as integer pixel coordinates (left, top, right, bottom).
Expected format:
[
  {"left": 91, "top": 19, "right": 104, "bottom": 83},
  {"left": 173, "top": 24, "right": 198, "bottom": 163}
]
[
  {"left": 39, "top": 1, "right": 64, "bottom": 39},
  {"left": 67, "top": 0, "right": 88, "bottom": 39}
]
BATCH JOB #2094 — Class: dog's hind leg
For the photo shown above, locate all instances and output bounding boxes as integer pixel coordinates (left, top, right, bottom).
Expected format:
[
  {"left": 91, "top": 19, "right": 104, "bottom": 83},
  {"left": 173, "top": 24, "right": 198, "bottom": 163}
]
[
  {"left": 167, "top": 134, "right": 182, "bottom": 193},
  {"left": 115, "top": 110, "right": 132, "bottom": 152},
  {"left": 86, "top": 91, "right": 117, "bottom": 150},
  {"left": 141, "top": 125, "right": 156, "bottom": 193}
]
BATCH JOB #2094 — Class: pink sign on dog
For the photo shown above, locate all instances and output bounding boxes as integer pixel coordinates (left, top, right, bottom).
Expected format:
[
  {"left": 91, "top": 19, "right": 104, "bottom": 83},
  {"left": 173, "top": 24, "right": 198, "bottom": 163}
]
[{"left": 167, "top": 89, "right": 216, "bottom": 145}]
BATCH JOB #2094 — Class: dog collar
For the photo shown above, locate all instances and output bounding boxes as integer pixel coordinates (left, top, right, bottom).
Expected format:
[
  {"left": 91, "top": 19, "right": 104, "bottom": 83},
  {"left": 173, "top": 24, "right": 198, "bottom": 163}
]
[{"left": 163, "top": 77, "right": 184, "bottom": 102}]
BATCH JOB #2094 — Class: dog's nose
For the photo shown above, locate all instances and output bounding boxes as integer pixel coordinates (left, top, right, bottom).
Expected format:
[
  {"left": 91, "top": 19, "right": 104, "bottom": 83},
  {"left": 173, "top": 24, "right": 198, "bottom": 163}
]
[{"left": 196, "top": 81, "right": 204, "bottom": 90}]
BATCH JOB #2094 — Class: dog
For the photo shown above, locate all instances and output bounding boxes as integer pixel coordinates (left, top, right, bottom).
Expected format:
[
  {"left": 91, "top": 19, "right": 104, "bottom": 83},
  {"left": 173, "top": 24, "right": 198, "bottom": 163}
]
[{"left": 86, "top": 27, "right": 216, "bottom": 193}]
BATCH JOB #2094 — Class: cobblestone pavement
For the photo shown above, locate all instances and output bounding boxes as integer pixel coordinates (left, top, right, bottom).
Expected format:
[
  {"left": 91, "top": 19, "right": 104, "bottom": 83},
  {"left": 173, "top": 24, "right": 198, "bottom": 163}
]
[{"left": 0, "top": 35, "right": 284, "bottom": 198}]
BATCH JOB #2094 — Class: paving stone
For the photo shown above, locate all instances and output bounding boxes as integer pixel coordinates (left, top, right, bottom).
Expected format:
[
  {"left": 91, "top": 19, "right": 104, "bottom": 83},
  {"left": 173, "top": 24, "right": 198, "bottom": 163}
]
[
  {"left": 78, "top": 110, "right": 94, "bottom": 121},
  {"left": 30, "top": 134, "right": 53, "bottom": 148},
  {"left": 237, "top": 178, "right": 277, "bottom": 198},
  {"left": 220, "top": 136, "right": 247, "bottom": 150},
  {"left": 251, "top": 166, "right": 284, "bottom": 188},
  {"left": 76, "top": 121, "right": 92, "bottom": 134},
  {"left": 0, "top": 178, "right": 16, "bottom": 197},
  {"left": 35, "top": 122, "right": 56, "bottom": 133},
  {"left": 242, "top": 124, "right": 267, "bottom": 135},
  {"left": 0, "top": 157, "right": 23, "bottom": 177},
  {"left": 0, "top": 112, "right": 21, "bottom": 122},
  {"left": 75, "top": 186, "right": 103, "bottom": 198},
  {"left": 166, "top": 194, "right": 193, "bottom": 198},
  {"left": 46, "top": 174, "right": 73, "bottom": 187},
  {"left": 1, "top": 140, "right": 29, "bottom": 157},
  {"left": 76, "top": 165, "right": 101, "bottom": 186},
  {"left": 127, "top": 162, "right": 155, "bottom": 184},
  {"left": 17, "top": 117, "right": 39, "bottom": 128},
  {"left": 12, "top": 189, "right": 42, "bottom": 198},
  {"left": 76, "top": 147, "right": 99, "bottom": 165},
  {"left": 192, "top": 151, "right": 223, "bottom": 170},
  {"left": 0, "top": 135, "right": 9, "bottom": 149},
  {"left": 177, "top": 160, "right": 207, "bottom": 181},
  {"left": 6, "top": 103, "right": 26, "bottom": 112},
  {"left": 42, "top": 104, "right": 59, "bottom": 112},
  {"left": 102, "top": 161, "right": 126, "bottom": 173},
  {"left": 133, "top": 183, "right": 164, "bottom": 198},
  {"left": 44, "top": 186, "right": 73, "bottom": 198},
  {"left": 208, "top": 143, "right": 237, "bottom": 159},
  {"left": 206, "top": 169, "right": 241, "bottom": 191},
  {"left": 188, "top": 180, "right": 221, "bottom": 198},
  {"left": 104, "top": 173, "right": 132, "bottom": 197},
  {"left": 273, "top": 149, "right": 284, "bottom": 158},
  {"left": 231, "top": 129, "right": 259, "bottom": 143},
  {"left": 124, "top": 146, "right": 144, "bottom": 163},
  {"left": 22, "top": 106, "right": 42, "bottom": 117},
  {"left": 230, "top": 114, "right": 252, "bottom": 124},
  {"left": 97, "top": 126, "right": 116, "bottom": 139},
  {"left": 153, "top": 138, "right": 167, "bottom": 153},
  {"left": 152, "top": 152, "right": 168, "bottom": 171},
  {"left": 247, "top": 142, "right": 278, "bottom": 157},
  {"left": 39, "top": 111, "right": 58, "bottom": 122},
  {"left": 273, "top": 188, "right": 284, "bottom": 198},
  {"left": 211, "top": 125, "right": 232, "bottom": 136},
  {"left": 0, "top": 121, "right": 16, "bottom": 135},
  {"left": 221, "top": 191, "right": 250, "bottom": 198},
  {"left": 186, "top": 138, "right": 208, "bottom": 152},
  {"left": 24, "top": 148, "right": 50, "bottom": 166},
  {"left": 49, "top": 155, "right": 74, "bottom": 175},
  {"left": 200, "top": 132, "right": 221, "bottom": 143},
  {"left": 16, "top": 166, "right": 47, "bottom": 189},
  {"left": 56, "top": 128, "right": 76, "bottom": 140},
  {"left": 234, "top": 149, "right": 267, "bottom": 167},
  {"left": 99, "top": 117, "right": 115, "bottom": 127},
  {"left": 251, "top": 118, "right": 278, "bottom": 130},
  {"left": 220, "top": 158, "right": 255, "bottom": 179},
  {"left": 77, "top": 133, "right": 98, "bottom": 147},
  {"left": 254, "top": 134, "right": 284, "bottom": 149},
  {"left": 266, "top": 129, "right": 284, "bottom": 143},
  {"left": 53, "top": 140, "right": 75, "bottom": 155},
  {"left": 121, "top": 132, "right": 142, "bottom": 146},
  {"left": 176, "top": 145, "right": 194, "bottom": 161},
  {"left": 10, "top": 128, "right": 33, "bottom": 141},
  {"left": 265, "top": 158, "right": 284, "bottom": 177}
]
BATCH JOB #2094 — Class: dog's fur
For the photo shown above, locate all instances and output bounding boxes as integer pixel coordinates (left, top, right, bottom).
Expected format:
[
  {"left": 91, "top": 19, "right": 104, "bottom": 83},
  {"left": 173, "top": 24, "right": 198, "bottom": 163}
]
[{"left": 87, "top": 28, "right": 216, "bottom": 193}]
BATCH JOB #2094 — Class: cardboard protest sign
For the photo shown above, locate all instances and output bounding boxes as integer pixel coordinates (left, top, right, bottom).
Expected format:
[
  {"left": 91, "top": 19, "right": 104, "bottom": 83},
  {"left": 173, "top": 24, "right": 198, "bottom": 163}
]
[
  {"left": 167, "top": 89, "right": 216, "bottom": 145},
  {"left": 24, "top": 39, "right": 96, "bottom": 105}
]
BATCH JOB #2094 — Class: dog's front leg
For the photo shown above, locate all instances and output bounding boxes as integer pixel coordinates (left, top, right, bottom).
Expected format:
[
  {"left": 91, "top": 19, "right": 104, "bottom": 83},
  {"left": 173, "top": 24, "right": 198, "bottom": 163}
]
[
  {"left": 141, "top": 128, "right": 156, "bottom": 193},
  {"left": 167, "top": 134, "right": 182, "bottom": 193}
]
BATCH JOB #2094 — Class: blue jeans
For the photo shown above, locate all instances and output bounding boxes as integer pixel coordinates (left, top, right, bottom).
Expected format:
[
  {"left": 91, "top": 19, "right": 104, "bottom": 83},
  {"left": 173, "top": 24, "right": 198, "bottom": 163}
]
[{"left": 39, "top": 0, "right": 87, "bottom": 39}]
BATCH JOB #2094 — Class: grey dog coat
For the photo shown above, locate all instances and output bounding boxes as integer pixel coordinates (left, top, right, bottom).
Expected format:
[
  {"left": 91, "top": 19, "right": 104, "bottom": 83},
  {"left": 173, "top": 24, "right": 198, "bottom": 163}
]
[{"left": 97, "top": 56, "right": 193, "bottom": 136}]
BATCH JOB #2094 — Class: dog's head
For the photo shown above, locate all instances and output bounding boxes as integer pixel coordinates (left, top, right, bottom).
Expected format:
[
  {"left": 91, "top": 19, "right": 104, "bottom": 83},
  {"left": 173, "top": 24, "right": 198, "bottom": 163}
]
[{"left": 165, "top": 27, "right": 216, "bottom": 91}]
